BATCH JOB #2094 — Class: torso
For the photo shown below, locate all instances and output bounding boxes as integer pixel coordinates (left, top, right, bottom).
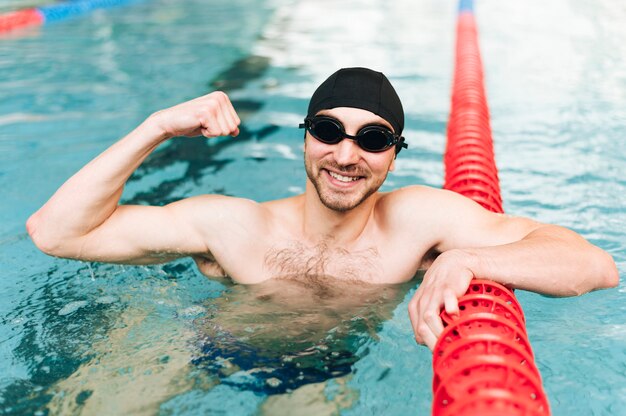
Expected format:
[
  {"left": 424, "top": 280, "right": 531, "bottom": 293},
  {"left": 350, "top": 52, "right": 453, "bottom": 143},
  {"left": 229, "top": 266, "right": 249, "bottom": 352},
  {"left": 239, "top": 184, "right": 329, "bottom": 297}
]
[{"left": 193, "top": 189, "right": 437, "bottom": 285}]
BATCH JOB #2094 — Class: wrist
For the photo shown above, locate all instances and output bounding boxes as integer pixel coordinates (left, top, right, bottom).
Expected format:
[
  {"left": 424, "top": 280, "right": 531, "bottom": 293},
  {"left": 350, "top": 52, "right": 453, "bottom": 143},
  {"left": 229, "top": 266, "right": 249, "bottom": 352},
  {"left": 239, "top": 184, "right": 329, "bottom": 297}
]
[
  {"left": 144, "top": 111, "right": 173, "bottom": 143},
  {"left": 444, "top": 248, "right": 482, "bottom": 276},
  {"left": 456, "top": 248, "right": 515, "bottom": 288}
]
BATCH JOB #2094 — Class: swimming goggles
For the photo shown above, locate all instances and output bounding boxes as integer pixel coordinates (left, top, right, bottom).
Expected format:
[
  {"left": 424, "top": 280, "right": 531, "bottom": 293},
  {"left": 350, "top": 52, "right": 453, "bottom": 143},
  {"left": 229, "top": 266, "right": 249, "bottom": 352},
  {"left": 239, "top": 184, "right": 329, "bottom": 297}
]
[{"left": 299, "top": 116, "right": 408, "bottom": 153}]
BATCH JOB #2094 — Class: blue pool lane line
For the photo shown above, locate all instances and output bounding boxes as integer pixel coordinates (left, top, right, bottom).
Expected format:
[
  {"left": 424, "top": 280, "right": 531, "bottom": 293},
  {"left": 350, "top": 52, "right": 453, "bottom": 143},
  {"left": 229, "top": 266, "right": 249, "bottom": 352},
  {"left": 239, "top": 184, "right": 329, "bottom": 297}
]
[
  {"left": 38, "top": 0, "right": 137, "bottom": 23},
  {"left": 458, "top": 0, "right": 474, "bottom": 13}
]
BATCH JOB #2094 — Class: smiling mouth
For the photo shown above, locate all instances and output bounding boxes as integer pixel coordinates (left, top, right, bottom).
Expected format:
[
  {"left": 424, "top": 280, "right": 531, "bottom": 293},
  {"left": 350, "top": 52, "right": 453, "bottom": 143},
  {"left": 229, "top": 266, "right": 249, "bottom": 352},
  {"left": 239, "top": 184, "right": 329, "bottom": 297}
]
[{"left": 325, "top": 169, "right": 364, "bottom": 183}]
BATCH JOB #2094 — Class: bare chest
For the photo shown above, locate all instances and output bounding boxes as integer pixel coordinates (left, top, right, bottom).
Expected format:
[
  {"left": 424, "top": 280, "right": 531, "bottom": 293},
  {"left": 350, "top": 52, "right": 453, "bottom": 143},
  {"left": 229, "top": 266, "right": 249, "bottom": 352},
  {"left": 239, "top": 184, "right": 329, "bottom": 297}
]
[{"left": 262, "top": 240, "right": 415, "bottom": 284}]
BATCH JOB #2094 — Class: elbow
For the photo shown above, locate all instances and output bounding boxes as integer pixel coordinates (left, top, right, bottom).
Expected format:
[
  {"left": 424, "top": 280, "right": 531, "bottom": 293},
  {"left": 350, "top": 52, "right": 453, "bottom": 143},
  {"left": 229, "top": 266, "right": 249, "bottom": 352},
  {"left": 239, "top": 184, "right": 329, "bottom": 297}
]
[
  {"left": 572, "top": 250, "right": 620, "bottom": 296},
  {"left": 599, "top": 250, "right": 620, "bottom": 289},
  {"left": 26, "top": 212, "right": 63, "bottom": 256}
]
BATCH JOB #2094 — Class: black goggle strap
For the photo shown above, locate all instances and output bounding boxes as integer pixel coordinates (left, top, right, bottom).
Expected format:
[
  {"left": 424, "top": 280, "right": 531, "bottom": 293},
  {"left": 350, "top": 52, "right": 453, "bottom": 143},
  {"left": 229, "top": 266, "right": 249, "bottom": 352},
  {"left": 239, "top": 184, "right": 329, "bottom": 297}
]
[{"left": 395, "top": 136, "right": 408, "bottom": 154}]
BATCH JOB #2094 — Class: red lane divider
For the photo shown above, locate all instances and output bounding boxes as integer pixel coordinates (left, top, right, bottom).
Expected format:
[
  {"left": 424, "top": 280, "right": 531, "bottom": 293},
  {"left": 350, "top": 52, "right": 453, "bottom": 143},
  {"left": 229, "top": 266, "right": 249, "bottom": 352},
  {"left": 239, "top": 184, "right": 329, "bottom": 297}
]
[
  {"left": 0, "top": 9, "right": 43, "bottom": 33},
  {"left": 435, "top": 3, "right": 551, "bottom": 415}
]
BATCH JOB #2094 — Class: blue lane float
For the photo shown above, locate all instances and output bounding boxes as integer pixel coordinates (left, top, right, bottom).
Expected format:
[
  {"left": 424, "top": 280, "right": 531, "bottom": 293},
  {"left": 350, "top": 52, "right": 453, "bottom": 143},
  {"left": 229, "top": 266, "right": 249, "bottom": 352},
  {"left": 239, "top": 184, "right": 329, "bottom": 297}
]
[
  {"left": 38, "top": 0, "right": 137, "bottom": 23},
  {"left": 458, "top": 0, "right": 474, "bottom": 13}
]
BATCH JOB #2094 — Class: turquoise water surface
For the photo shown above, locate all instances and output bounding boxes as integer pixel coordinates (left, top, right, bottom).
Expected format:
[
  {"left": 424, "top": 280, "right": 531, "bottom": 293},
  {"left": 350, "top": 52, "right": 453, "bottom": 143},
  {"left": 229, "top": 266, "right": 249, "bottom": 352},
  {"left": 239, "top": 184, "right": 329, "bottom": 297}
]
[{"left": 1, "top": 0, "right": 625, "bottom": 415}]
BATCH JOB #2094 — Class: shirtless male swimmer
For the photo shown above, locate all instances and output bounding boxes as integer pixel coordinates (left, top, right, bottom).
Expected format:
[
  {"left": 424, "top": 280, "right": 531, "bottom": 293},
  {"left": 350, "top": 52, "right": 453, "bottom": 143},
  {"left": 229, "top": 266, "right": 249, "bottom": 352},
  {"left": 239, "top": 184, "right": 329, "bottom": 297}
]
[{"left": 27, "top": 67, "right": 619, "bottom": 350}]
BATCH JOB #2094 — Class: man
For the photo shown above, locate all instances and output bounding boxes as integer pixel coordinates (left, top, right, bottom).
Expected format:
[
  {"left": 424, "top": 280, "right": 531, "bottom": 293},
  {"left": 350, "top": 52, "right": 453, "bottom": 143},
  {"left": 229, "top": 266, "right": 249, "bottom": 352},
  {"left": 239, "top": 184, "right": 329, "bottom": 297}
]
[{"left": 27, "top": 67, "right": 619, "bottom": 350}]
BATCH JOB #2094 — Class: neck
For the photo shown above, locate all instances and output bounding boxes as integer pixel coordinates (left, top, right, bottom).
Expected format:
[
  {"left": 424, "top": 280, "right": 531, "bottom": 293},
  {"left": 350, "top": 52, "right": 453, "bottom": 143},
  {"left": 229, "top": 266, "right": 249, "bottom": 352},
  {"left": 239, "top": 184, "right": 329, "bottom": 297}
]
[{"left": 301, "top": 180, "right": 377, "bottom": 245}]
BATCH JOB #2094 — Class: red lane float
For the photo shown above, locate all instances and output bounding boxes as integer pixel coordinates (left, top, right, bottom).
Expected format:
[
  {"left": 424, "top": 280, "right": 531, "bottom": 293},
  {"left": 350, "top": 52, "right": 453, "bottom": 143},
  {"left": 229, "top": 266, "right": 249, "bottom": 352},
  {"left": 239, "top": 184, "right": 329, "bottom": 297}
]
[
  {"left": 434, "top": 1, "right": 550, "bottom": 415},
  {"left": 0, "top": 9, "right": 43, "bottom": 33}
]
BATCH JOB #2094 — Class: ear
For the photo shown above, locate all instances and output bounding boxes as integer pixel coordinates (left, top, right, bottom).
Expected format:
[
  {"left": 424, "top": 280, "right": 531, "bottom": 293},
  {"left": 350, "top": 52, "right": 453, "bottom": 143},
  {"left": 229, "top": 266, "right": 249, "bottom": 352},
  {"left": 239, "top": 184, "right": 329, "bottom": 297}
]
[
  {"left": 389, "top": 156, "right": 396, "bottom": 172},
  {"left": 303, "top": 134, "right": 310, "bottom": 153}
]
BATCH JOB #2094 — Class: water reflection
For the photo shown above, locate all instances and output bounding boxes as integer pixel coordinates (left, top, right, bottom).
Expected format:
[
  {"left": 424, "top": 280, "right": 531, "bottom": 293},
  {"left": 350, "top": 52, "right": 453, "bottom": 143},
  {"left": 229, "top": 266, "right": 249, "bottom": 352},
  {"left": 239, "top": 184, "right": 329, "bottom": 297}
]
[
  {"left": 0, "top": 262, "right": 131, "bottom": 415},
  {"left": 37, "top": 272, "right": 416, "bottom": 414},
  {"left": 193, "top": 277, "right": 414, "bottom": 394}
]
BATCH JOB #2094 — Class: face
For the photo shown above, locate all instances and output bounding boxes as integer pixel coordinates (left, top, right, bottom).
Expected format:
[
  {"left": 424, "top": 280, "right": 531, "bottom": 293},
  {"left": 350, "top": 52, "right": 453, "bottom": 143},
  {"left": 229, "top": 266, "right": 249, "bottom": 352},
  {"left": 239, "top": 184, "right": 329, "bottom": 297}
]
[{"left": 304, "top": 107, "right": 397, "bottom": 212}]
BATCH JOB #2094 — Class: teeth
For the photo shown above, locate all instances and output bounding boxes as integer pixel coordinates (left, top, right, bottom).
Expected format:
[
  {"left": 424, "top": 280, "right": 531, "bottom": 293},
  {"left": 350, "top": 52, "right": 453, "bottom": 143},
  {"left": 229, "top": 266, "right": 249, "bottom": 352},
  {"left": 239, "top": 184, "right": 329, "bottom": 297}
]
[{"left": 328, "top": 171, "right": 360, "bottom": 182}]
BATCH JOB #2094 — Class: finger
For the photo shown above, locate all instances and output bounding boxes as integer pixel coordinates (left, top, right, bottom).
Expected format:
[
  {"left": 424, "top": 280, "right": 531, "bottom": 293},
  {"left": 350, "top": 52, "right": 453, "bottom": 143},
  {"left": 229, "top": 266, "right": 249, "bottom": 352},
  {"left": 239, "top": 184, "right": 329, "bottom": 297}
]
[
  {"left": 414, "top": 294, "right": 435, "bottom": 346},
  {"left": 200, "top": 127, "right": 215, "bottom": 138},
  {"left": 198, "top": 113, "right": 219, "bottom": 137},
  {"left": 213, "top": 106, "right": 231, "bottom": 137},
  {"left": 197, "top": 107, "right": 223, "bottom": 138},
  {"left": 202, "top": 95, "right": 231, "bottom": 137},
  {"left": 408, "top": 296, "right": 420, "bottom": 341},
  {"left": 213, "top": 92, "right": 239, "bottom": 134},
  {"left": 211, "top": 90, "right": 238, "bottom": 121},
  {"left": 423, "top": 304, "right": 446, "bottom": 339},
  {"left": 443, "top": 288, "right": 460, "bottom": 317},
  {"left": 224, "top": 96, "right": 241, "bottom": 125},
  {"left": 219, "top": 100, "right": 240, "bottom": 136},
  {"left": 422, "top": 326, "right": 438, "bottom": 351},
  {"left": 200, "top": 119, "right": 226, "bottom": 138}
]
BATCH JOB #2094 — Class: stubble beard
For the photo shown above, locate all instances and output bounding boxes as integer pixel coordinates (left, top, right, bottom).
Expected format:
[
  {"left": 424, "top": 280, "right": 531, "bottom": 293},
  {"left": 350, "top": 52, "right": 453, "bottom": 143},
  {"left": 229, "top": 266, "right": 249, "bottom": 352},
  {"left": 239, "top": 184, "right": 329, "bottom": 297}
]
[{"left": 304, "top": 157, "right": 388, "bottom": 212}]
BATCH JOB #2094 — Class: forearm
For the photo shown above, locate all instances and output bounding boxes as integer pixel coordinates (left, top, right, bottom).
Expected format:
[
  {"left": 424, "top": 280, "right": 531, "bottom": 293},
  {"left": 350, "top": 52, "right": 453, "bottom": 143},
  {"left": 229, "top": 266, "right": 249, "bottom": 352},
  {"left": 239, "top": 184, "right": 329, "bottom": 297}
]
[
  {"left": 409, "top": 197, "right": 620, "bottom": 349},
  {"left": 464, "top": 225, "right": 619, "bottom": 296},
  {"left": 27, "top": 114, "right": 168, "bottom": 254}
]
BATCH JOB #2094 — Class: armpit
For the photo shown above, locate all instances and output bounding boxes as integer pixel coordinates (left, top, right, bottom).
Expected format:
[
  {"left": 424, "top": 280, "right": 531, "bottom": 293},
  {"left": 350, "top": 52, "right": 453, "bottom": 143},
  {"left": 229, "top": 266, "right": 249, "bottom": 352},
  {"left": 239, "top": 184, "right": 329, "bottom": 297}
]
[
  {"left": 192, "top": 255, "right": 227, "bottom": 278},
  {"left": 419, "top": 247, "right": 440, "bottom": 270}
]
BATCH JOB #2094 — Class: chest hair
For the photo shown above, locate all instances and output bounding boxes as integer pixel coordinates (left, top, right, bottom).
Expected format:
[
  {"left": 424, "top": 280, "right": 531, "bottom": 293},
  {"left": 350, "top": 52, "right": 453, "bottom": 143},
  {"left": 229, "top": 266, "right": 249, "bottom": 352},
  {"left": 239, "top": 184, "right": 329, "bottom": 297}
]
[{"left": 263, "top": 240, "right": 381, "bottom": 282}]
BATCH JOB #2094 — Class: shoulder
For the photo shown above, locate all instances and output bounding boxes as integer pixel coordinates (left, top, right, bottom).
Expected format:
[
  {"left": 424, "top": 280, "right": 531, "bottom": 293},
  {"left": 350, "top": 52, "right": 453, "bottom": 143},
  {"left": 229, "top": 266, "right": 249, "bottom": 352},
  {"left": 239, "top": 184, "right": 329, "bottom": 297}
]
[
  {"left": 372, "top": 186, "right": 452, "bottom": 247},
  {"left": 167, "top": 194, "right": 265, "bottom": 215},
  {"left": 165, "top": 194, "right": 271, "bottom": 236},
  {"left": 373, "top": 185, "right": 503, "bottom": 248},
  {"left": 378, "top": 185, "right": 543, "bottom": 252},
  {"left": 260, "top": 195, "right": 304, "bottom": 231},
  {"left": 376, "top": 185, "right": 471, "bottom": 219}
]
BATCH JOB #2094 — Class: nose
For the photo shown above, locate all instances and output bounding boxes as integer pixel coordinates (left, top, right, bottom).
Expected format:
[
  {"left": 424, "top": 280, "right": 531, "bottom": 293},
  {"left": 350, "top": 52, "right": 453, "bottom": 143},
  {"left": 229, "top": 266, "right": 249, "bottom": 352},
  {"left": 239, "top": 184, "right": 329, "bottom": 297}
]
[{"left": 332, "top": 137, "right": 361, "bottom": 166}]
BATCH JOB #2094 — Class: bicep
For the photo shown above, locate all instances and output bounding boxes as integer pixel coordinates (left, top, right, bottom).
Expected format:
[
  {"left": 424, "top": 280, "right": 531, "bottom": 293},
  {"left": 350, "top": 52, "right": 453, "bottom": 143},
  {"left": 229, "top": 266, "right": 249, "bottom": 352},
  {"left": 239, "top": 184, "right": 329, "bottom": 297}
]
[
  {"left": 77, "top": 203, "right": 208, "bottom": 264},
  {"left": 433, "top": 191, "right": 543, "bottom": 252},
  {"left": 76, "top": 195, "right": 264, "bottom": 264}
]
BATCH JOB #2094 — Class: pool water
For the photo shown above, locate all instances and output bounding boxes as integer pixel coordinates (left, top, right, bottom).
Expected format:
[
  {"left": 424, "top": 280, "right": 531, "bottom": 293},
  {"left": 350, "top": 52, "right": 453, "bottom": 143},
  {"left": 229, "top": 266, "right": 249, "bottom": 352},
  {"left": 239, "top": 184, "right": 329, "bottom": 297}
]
[{"left": 1, "top": 0, "right": 625, "bottom": 415}]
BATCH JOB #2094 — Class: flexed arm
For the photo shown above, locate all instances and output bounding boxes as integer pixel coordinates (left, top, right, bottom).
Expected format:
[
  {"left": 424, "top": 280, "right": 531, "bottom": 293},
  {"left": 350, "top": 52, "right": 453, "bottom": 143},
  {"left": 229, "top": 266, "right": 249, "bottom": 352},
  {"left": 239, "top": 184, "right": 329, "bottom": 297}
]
[{"left": 26, "top": 92, "right": 241, "bottom": 263}]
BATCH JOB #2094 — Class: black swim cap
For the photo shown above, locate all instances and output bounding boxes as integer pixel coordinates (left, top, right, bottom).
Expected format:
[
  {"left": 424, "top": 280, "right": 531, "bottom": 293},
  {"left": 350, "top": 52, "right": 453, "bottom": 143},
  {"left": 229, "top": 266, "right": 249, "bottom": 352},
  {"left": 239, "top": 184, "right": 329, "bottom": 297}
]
[{"left": 307, "top": 67, "right": 404, "bottom": 135}]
